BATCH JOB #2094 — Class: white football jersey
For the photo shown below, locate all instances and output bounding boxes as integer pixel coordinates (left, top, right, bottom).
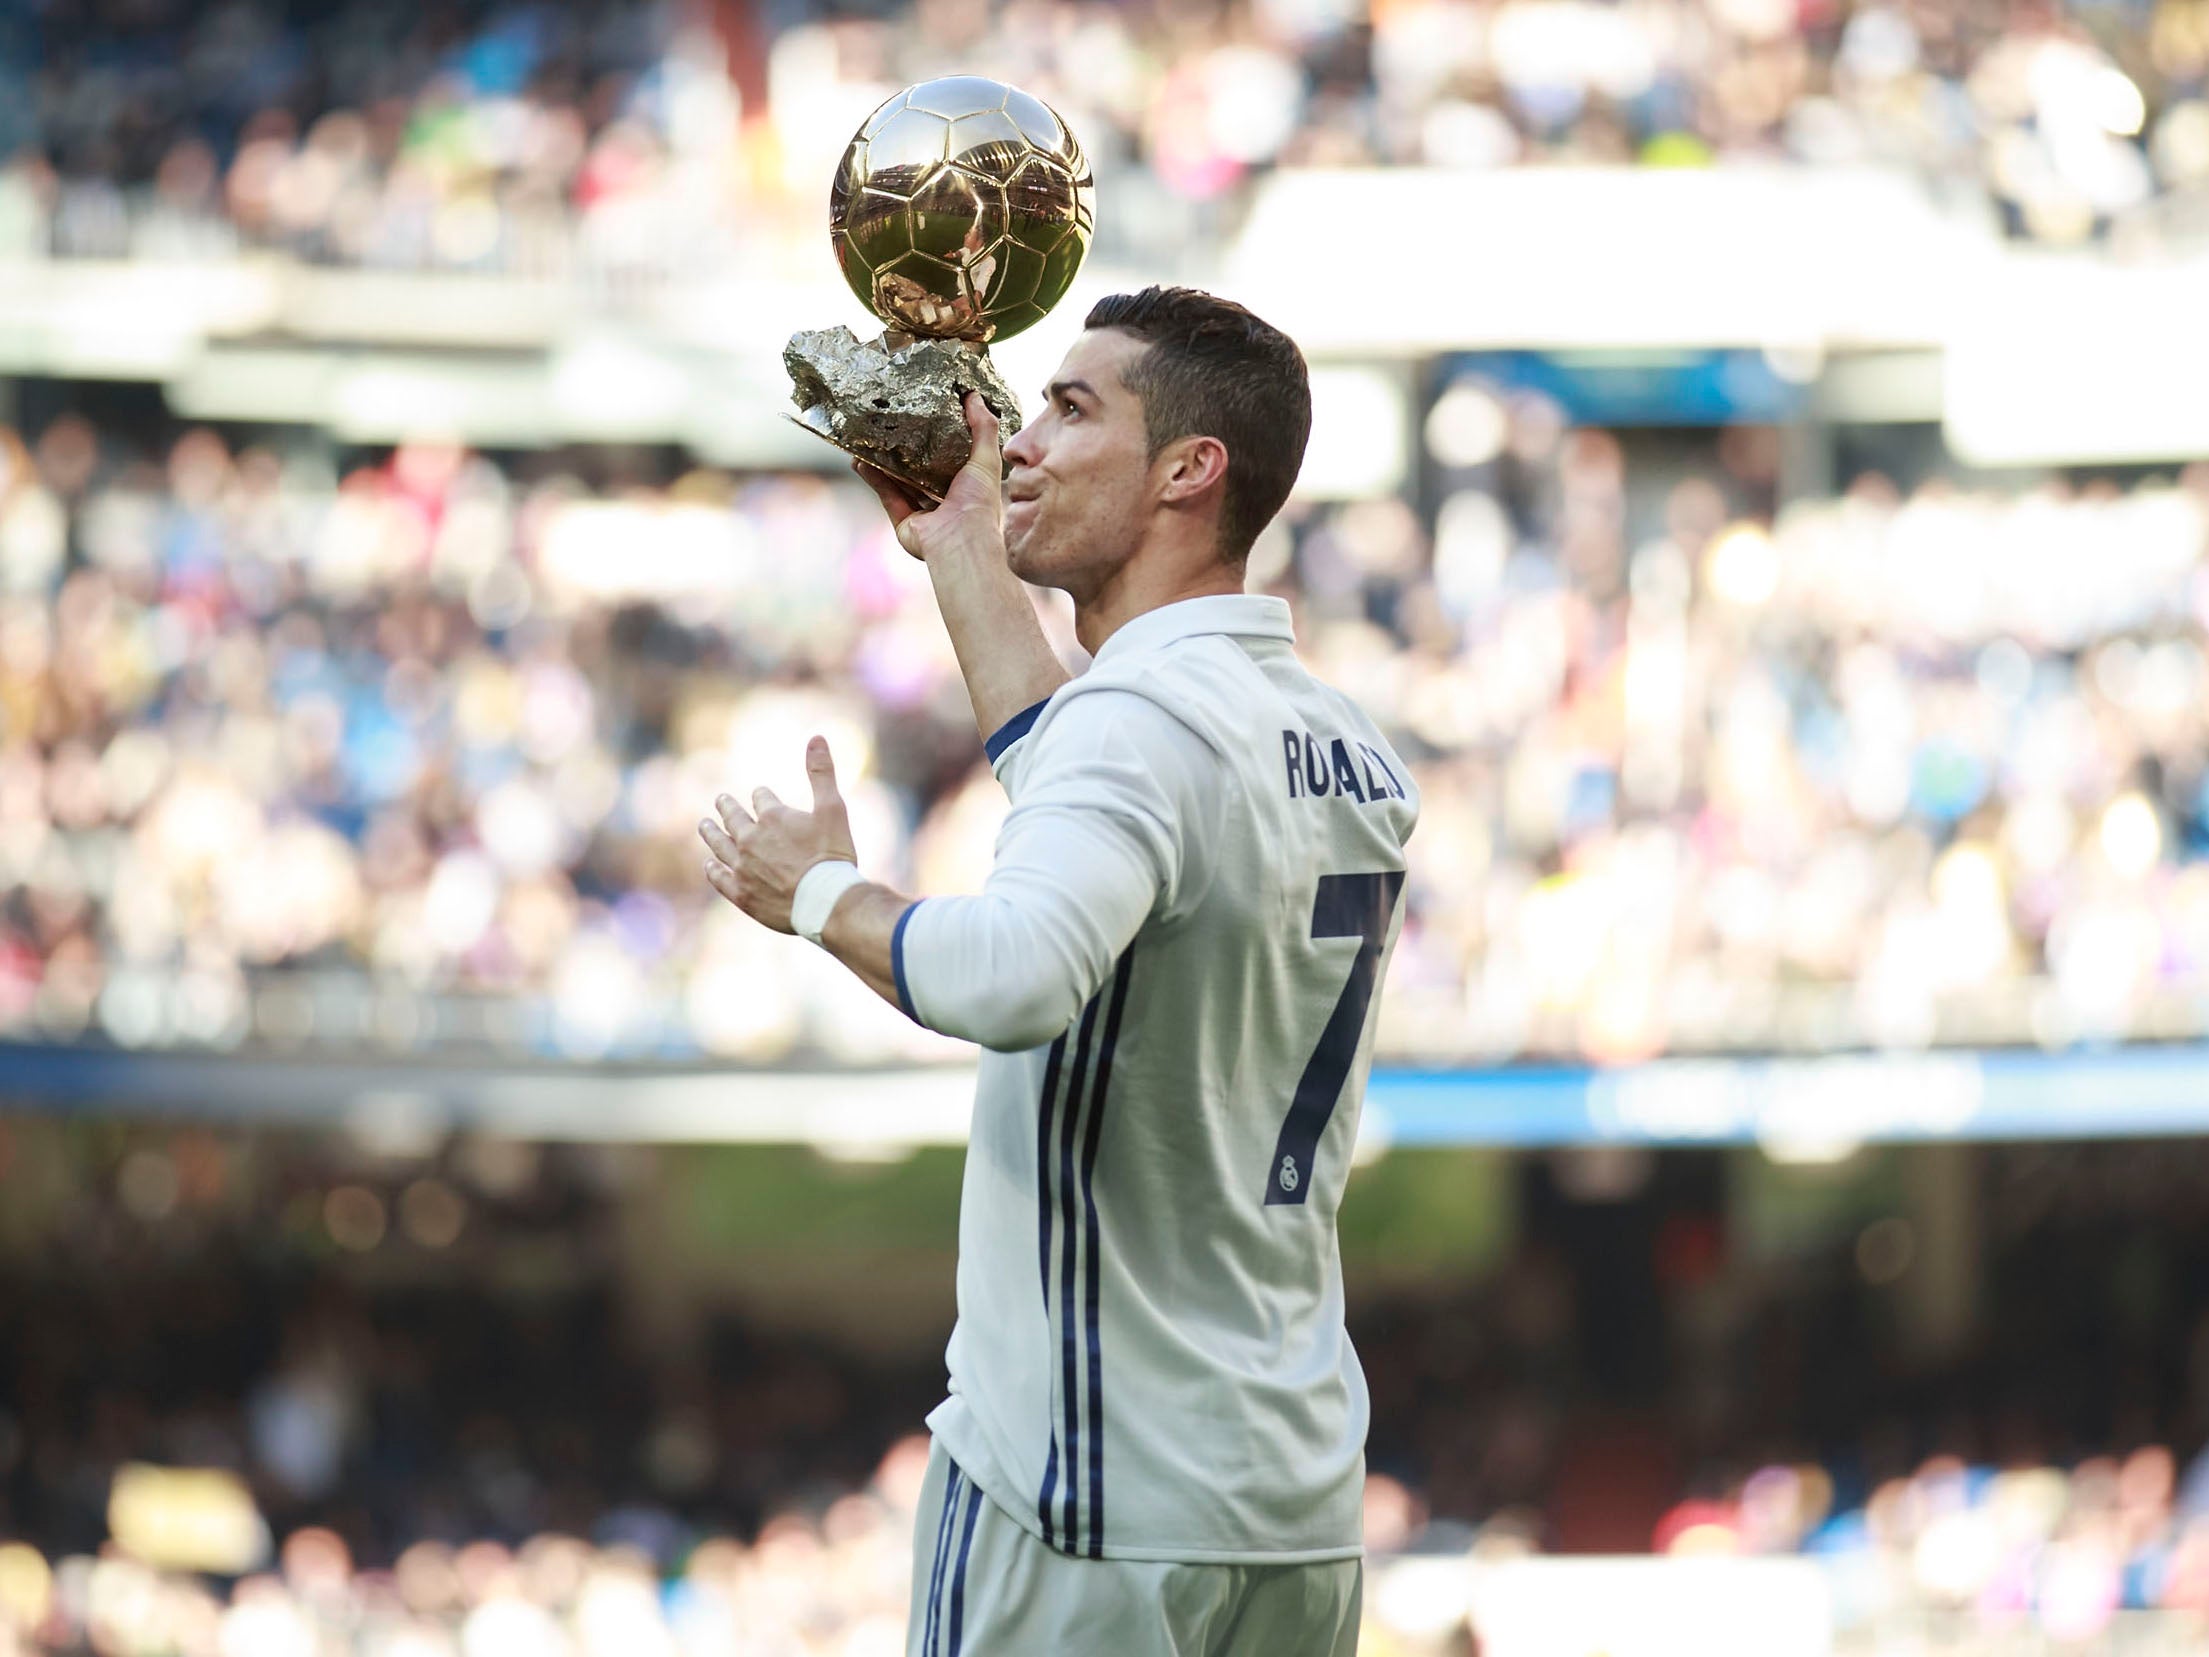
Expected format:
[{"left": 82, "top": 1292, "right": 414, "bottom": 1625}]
[{"left": 892, "top": 593, "right": 1418, "bottom": 1563}]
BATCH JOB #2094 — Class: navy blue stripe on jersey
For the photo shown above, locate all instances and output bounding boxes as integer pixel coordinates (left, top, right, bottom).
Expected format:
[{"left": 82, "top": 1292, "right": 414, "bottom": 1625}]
[
  {"left": 1035, "top": 1437, "right": 1059, "bottom": 1553},
  {"left": 1079, "top": 947, "right": 1136, "bottom": 1558},
  {"left": 944, "top": 1477, "right": 984, "bottom": 1655},
  {"left": 984, "top": 697, "right": 1050, "bottom": 764},
  {"left": 1032, "top": 1033, "right": 1068, "bottom": 1303},
  {"left": 1056, "top": 990, "right": 1105, "bottom": 1551},
  {"left": 890, "top": 903, "right": 921, "bottom": 1023},
  {"left": 1031, "top": 1029, "right": 1069, "bottom": 1549},
  {"left": 923, "top": 1460, "right": 962, "bottom": 1657}
]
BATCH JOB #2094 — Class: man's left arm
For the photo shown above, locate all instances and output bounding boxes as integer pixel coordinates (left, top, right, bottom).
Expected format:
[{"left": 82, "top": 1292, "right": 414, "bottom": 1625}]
[{"left": 700, "top": 696, "right": 1214, "bottom": 1051}]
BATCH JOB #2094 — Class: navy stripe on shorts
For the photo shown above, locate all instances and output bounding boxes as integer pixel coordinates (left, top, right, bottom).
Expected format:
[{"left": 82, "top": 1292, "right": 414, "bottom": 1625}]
[
  {"left": 943, "top": 1477, "right": 984, "bottom": 1656},
  {"left": 924, "top": 1460, "right": 962, "bottom": 1657}
]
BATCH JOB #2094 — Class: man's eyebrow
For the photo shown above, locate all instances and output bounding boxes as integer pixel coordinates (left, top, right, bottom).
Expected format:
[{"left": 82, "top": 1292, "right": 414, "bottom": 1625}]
[{"left": 1044, "top": 378, "right": 1098, "bottom": 404}]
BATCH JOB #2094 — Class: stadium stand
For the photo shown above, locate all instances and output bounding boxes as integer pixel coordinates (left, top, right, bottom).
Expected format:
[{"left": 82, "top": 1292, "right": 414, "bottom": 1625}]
[
  {"left": 5, "top": 0, "right": 2209, "bottom": 278},
  {"left": 2, "top": 409, "right": 2207, "bottom": 1062},
  {"left": 6, "top": 1125, "right": 2209, "bottom": 1651}
]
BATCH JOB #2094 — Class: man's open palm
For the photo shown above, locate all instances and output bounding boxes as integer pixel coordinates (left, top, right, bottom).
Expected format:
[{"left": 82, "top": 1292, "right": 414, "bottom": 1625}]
[{"left": 698, "top": 736, "right": 858, "bottom": 934}]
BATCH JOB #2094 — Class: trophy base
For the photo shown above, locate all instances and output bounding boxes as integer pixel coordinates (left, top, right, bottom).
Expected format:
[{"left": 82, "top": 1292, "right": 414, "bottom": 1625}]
[
  {"left": 781, "top": 409, "right": 945, "bottom": 507},
  {"left": 782, "top": 325, "right": 1022, "bottom": 506}
]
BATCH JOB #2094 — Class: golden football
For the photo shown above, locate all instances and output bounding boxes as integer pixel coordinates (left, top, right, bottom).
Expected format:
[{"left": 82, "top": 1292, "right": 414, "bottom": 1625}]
[{"left": 830, "top": 76, "right": 1095, "bottom": 345}]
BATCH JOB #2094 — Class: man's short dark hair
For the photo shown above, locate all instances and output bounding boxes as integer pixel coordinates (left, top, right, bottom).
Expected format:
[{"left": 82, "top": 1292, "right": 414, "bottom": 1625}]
[{"left": 1083, "top": 286, "right": 1311, "bottom": 564}]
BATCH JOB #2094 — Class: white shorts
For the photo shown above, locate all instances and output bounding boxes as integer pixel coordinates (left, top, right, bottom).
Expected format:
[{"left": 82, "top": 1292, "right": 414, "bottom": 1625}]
[{"left": 906, "top": 1437, "right": 1363, "bottom": 1657}]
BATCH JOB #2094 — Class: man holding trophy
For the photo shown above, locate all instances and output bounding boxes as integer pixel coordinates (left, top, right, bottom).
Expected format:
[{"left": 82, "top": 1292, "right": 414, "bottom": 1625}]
[{"left": 699, "top": 75, "right": 1417, "bottom": 1656}]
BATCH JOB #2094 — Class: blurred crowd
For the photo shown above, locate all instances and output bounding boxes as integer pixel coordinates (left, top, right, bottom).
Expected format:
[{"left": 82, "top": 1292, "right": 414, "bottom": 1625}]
[
  {"left": 0, "top": 411, "right": 990, "bottom": 1063},
  {"left": 15, "top": 1466, "right": 2209, "bottom": 1657},
  {"left": 1391, "top": 385, "right": 2209, "bottom": 1062},
  {"left": 4, "top": 0, "right": 2208, "bottom": 277},
  {"left": 4, "top": 389, "right": 2209, "bottom": 1062},
  {"left": 11, "top": 1452, "right": 2209, "bottom": 1657},
  {"left": 0, "top": 0, "right": 729, "bottom": 280},
  {"left": 1658, "top": 1447, "right": 2209, "bottom": 1643},
  {"left": 0, "top": 1280, "right": 957, "bottom": 1657},
  {"left": 9, "top": 1126, "right": 2209, "bottom": 1653},
  {"left": 0, "top": 1119, "right": 948, "bottom": 1656}
]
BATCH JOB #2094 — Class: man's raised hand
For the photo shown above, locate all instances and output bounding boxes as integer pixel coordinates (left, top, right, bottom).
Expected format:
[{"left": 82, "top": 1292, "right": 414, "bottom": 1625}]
[
  {"left": 853, "top": 391, "right": 1005, "bottom": 563},
  {"left": 699, "top": 736, "right": 859, "bottom": 934}
]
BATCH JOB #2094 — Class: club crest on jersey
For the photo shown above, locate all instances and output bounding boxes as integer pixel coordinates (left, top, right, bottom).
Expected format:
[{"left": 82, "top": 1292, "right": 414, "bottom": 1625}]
[
  {"left": 1278, "top": 1156, "right": 1300, "bottom": 1194},
  {"left": 1281, "top": 729, "right": 1407, "bottom": 806}
]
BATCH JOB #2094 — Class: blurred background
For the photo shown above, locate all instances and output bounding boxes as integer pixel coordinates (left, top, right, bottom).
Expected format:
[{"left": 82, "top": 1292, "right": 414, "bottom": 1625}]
[{"left": 5, "top": 0, "right": 2209, "bottom": 1652}]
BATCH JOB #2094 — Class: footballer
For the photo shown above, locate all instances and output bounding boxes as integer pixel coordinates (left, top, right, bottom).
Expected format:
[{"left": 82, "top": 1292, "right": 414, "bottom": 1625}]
[{"left": 700, "top": 287, "right": 1416, "bottom": 1655}]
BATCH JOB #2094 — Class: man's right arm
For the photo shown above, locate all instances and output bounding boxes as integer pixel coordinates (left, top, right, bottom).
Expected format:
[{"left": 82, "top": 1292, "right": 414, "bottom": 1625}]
[{"left": 855, "top": 393, "right": 1070, "bottom": 747}]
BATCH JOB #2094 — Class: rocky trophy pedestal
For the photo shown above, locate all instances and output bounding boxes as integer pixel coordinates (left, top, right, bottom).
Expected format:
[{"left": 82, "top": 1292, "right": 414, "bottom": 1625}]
[{"left": 783, "top": 327, "right": 1023, "bottom": 503}]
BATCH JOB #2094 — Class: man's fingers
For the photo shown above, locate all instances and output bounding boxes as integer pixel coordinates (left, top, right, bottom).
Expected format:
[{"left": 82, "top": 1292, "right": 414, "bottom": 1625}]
[
  {"left": 703, "top": 857, "right": 741, "bottom": 905},
  {"left": 698, "top": 817, "right": 739, "bottom": 865},
  {"left": 752, "top": 786, "right": 782, "bottom": 816},
  {"left": 959, "top": 392, "right": 1001, "bottom": 486},
  {"left": 714, "top": 793, "right": 753, "bottom": 836},
  {"left": 806, "top": 736, "right": 841, "bottom": 814}
]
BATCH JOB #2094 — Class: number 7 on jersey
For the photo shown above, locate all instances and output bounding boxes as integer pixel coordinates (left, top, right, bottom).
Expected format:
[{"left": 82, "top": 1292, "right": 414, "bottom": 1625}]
[{"left": 1265, "top": 870, "right": 1407, "bottom": 1207}]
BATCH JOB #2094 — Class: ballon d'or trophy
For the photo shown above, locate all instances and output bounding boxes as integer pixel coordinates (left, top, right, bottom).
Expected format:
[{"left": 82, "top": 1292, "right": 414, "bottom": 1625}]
[{"left": 784, "top": 76, "right": 1095, "bottom": 503}]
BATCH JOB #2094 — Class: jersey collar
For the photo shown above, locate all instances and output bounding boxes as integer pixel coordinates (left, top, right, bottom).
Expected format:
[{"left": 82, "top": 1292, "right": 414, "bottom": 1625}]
[{"left": 1090, "top": 594, "right": 1296, "bottom": 665}]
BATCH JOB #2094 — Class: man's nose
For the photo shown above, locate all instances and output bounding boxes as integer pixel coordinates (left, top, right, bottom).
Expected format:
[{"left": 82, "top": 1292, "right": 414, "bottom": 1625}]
[{"left": 1002, "top": 423, "right": 1038, "bottom": 469}]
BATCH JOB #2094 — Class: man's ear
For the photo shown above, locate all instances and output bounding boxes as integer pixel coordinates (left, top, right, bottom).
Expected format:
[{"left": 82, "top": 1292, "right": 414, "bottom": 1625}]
[{"left": 1156, "top": 434, "right": 1228, "bottom": 509}]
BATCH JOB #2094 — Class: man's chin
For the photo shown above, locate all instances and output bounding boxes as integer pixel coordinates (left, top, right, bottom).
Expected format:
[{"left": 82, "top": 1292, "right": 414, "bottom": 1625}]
[{"left": 1004, "top": 524, "right": 1045, "bottom": 583}]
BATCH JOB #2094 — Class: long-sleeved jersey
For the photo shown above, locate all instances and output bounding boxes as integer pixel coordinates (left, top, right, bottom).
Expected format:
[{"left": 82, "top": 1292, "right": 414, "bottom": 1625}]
[{"left": 892, "top": 593, "right": 1418, "bottom": 1563}]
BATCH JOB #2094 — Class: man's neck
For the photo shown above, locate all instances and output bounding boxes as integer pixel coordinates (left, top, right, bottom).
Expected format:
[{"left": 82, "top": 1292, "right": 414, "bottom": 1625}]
[{"left": 1072, "top": 556, "right": 1246, "bottom": 659}]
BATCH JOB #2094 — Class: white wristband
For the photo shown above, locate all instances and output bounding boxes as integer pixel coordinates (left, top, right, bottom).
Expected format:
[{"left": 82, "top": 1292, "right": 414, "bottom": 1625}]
[{"left": 791, "top": 860, "right": 867, "bottom": 944}]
